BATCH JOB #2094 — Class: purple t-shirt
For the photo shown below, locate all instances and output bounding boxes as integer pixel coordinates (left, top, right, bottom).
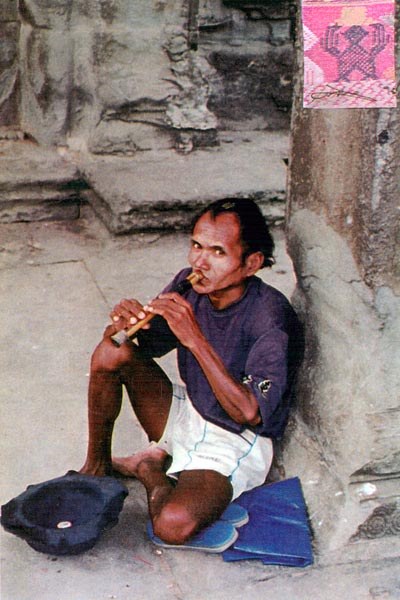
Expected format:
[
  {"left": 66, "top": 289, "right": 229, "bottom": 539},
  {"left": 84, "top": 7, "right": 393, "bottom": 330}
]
[{"left": 137, "top": 268, "right": 302, "bottom": 438}]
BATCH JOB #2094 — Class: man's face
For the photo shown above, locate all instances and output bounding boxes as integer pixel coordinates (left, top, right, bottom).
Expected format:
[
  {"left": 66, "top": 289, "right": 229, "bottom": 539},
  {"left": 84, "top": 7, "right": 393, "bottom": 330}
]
[{"left": 188, "top": 211, "right": 253, "bottom": 309}]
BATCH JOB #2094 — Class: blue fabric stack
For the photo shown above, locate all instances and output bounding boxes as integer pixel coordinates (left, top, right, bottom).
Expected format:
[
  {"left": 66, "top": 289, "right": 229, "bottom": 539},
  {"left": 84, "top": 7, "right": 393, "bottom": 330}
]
[{"left": 223, "top": 477, "right": 314, "bottom": 567}]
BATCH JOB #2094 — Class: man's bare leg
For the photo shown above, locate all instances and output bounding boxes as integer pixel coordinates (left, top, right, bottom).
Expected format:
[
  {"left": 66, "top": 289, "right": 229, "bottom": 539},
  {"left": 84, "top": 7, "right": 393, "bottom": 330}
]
[
  {"left": 80, "top": 328, "right": 173, "bottom": 476},
  {"left": 132, "top": 459, "right": 233, "bottom": 545},
  {"left": 79, "top": 330, "right": 232, "bottom": 545},
  {"left": 79, "top": 366, "right": 122, "bottom": 476}
]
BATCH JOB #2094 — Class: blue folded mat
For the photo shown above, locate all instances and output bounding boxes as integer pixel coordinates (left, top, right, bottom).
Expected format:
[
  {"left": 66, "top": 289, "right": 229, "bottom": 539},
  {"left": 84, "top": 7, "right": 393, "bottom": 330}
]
[{"left": 223, "top": 477, "right": 313, "bottom": 567}]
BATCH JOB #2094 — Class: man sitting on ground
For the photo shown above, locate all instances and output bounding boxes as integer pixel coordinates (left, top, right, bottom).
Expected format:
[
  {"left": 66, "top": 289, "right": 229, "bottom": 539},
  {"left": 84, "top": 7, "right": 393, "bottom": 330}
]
[{"left": 80, "top": 198, "right": 302, "bottom": 551}]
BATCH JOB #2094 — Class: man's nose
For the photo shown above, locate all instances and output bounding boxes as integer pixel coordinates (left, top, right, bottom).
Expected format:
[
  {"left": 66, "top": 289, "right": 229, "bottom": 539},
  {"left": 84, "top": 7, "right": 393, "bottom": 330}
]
[{"left": 194, "top": 251, "right": 209, "bottom": 270}]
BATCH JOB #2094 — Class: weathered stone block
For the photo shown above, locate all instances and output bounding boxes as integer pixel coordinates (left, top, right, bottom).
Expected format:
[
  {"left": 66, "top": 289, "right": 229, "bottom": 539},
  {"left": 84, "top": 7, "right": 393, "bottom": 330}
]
[
  {"left": 207, "top": 45, "right": 293, "bottom": 130},
  {"left": 0, "top": 198, "right": 80, "bottom": 223},
  {"left": 0, "top": 21, "right": 20, "bottom": 127},
  {"left": 19, "top": 0, "right": 72, "bottom": 28},
  {"left": 19, "top": 25, "right": 73, "bottom": 144},
  {"left": 0, "top": 140, "right": 85, "bottom": 223},
  {"left": 79, "top": 132, "right": 288, "bottom": 233},
  {"left": 88, "top": 121, "right": 174, "bottom": 155},
  {"left": 93, "top": 30, "right": 175, "bottom": 108},
  {"left": 1, "top": 0, "right": 18, "bottom": 22}
]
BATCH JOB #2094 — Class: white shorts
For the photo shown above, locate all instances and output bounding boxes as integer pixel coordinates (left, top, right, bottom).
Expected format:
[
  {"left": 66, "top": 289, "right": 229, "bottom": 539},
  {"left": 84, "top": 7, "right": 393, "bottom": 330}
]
[{"left": 156, "top": 385, "right": 273, "bottom": 500}]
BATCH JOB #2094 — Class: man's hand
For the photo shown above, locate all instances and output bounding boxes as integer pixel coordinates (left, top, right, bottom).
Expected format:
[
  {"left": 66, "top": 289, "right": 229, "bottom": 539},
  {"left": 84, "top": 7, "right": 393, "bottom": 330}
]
[
  {"left": 109, "top": 298, "right": 152, "bottom": 332},
  {"left": 144, "top": 293, "right": 205, "bottom": 349}
]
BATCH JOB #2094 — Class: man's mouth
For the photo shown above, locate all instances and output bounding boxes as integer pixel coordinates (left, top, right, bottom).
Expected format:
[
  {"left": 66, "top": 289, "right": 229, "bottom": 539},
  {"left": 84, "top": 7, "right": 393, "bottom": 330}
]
[
  {"left": 193, "top": 270, "right": 205, "bottom": 280},
  {"left": 193, "top": 273, "right": 209, "bottom": 287}
]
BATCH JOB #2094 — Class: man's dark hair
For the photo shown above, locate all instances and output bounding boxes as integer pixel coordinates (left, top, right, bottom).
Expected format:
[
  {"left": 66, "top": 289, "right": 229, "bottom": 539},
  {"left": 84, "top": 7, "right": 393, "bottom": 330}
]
[{"left": 191, "top": 198, "right": 275, "bottom": 268}]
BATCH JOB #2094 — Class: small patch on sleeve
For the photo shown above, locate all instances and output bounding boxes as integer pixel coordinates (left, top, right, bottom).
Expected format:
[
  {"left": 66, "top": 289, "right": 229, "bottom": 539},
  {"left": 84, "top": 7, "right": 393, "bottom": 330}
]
[
  {"left": 258, "top": 379, "right": 272, "bottom": 397},
  {"left": 242, "top": 375, "right": 271, "bottom": 398}
]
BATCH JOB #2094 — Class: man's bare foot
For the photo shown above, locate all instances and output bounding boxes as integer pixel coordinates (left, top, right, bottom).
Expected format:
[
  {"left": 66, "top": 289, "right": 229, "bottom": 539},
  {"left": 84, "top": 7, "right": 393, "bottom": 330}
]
[
  {"left": 79, "top": 461, "right": 112, "bottom": 477},
  {"left": 112, "top": 444, "right": 168, "bottom": 478}
]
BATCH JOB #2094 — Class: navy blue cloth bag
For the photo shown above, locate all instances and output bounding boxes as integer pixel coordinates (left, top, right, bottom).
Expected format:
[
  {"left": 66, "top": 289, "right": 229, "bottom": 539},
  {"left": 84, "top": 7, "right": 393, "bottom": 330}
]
[
  {"left": 1, "top": 471, "right": 128, "bottom": 555},
  {"left": 223, "top": 477, "right": 313, "bottom": 567}
]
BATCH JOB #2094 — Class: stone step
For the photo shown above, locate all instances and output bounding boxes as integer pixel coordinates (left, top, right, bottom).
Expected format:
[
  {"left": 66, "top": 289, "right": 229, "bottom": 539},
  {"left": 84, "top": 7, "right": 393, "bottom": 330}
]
[
  {"left": 0, "top": 140, "right": 85, "bottom": 224},
  {"left": 78, "top": 131, "right": 289, "bottom": 233},
  {"left": 0, "top": 131, "right": 289, "bottom": 231}
]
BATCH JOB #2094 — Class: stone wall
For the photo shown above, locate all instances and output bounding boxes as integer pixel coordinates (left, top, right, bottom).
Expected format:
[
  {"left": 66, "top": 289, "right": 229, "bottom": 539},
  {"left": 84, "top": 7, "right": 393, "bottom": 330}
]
[
  {"left": 0, "top": 0, "right": 294, "bottom": 151},
  {"left": 284, "top": 8, "right": 400, "bottom": 559}
]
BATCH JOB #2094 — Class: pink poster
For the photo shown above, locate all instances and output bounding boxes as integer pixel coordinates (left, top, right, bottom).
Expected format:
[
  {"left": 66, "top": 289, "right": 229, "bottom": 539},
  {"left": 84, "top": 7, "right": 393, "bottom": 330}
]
[{"left": 303, "top": 0, "right": 396, "bottom": 108}]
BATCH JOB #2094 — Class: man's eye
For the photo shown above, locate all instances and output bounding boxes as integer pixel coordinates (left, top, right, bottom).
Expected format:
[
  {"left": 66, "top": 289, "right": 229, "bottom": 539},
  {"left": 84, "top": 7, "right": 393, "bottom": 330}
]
[
  {"left": 192, "top": 241, "right": 201, "bottom": 249},
  {"left": 215, "top": 249, "right": 225, "bottom": 256}
]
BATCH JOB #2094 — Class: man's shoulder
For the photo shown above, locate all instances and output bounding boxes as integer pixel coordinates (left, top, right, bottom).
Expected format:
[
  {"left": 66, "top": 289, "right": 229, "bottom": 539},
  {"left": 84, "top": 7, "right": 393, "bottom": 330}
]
[
  {"left": 249, "top": 276, "right": 293, "bottom": 310},
  {"left": 246, "top": 276, "right": 298, "bottom": 333}
]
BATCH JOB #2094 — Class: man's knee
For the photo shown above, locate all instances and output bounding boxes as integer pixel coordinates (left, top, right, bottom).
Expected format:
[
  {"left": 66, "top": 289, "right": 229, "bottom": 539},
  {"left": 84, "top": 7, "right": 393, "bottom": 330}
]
[
  {"left": 91, "top": 335, "right": 137, "bottom": 374},
  {"left": 153, "top": 504, "right": 199, "bottom": 545}
]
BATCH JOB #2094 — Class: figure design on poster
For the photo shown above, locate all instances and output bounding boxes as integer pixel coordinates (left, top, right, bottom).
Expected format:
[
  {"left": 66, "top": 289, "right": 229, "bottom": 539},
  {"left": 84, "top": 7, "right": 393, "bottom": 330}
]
[{"left": 321, "top": 23, "right": 389, "bottom": 82}]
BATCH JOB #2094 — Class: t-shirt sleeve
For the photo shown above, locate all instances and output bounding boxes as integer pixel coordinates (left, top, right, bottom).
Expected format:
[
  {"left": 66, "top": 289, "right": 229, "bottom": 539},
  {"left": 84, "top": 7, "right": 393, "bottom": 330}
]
[
  {"left": 241, "top": 299, "right": 302, "bottom": 438},
  {"left": 242, "top": 328, "right": 289, "bottom": 435}
]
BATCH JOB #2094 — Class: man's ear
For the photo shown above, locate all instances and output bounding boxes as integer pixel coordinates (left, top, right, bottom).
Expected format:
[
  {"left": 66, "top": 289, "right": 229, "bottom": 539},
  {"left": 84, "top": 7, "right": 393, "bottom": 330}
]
[{"left": 245, "top": 251, "right": 264, "bottom": 276}]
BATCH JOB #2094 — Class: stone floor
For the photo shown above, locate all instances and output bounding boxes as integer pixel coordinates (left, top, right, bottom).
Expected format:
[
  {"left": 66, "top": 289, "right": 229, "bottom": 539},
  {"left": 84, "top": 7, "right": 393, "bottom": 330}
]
[{"left": 1, "top": 206, "right": 399, "bottom": 600}]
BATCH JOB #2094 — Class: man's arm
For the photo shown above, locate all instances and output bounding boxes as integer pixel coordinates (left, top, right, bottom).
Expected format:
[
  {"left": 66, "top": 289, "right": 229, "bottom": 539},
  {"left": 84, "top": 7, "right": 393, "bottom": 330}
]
[{"left": 189, "top": 336, "right": 262, "bottom": 426}]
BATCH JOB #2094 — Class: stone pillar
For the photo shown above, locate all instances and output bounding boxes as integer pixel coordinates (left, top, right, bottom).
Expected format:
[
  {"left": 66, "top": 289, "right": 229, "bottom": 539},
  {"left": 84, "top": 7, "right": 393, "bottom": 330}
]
[{"left": 284, "top": 8, "right": 400, "bottom": 559}]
